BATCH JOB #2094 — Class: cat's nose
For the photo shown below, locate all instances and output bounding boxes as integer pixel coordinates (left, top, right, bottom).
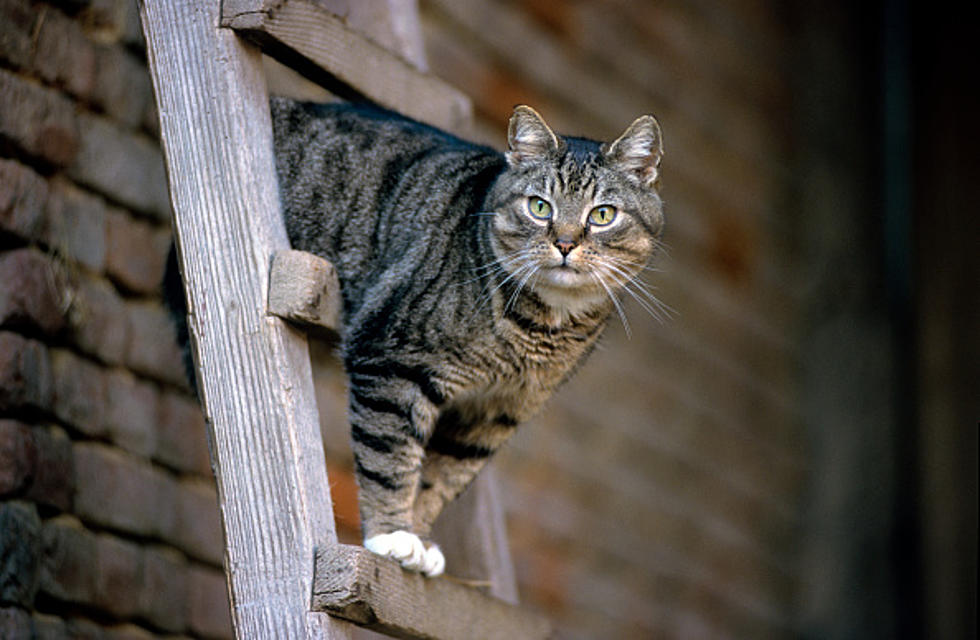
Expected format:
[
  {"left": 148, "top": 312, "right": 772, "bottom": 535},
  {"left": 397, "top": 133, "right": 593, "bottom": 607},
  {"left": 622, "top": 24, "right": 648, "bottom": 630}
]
[{"left": 554, "top": 239, "right": 577, "bottom": 256}]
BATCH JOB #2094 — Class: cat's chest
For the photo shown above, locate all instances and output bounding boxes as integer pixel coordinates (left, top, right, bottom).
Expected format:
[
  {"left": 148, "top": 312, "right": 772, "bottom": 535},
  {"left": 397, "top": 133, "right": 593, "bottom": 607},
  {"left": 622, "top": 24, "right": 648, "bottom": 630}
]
[{"left": 438, "top": 320, "right": 601, "bottom": 420}]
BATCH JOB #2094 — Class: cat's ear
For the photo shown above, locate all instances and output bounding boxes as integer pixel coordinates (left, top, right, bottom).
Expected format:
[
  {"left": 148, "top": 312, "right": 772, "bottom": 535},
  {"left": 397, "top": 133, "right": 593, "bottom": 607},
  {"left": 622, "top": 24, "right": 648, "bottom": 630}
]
[
  {"left": 603, "top": 115, "right": 664, "bottom": 188},
  {"left": 507, "top": 105, "right": 561, "bottom": 165}
]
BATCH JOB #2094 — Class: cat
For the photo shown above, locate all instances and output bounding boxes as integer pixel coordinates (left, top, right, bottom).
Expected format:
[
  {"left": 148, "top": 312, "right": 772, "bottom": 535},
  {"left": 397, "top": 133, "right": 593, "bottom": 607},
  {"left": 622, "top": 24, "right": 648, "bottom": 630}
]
[{"left": 169, "top": 98, "right": 665, "bottom": 578}]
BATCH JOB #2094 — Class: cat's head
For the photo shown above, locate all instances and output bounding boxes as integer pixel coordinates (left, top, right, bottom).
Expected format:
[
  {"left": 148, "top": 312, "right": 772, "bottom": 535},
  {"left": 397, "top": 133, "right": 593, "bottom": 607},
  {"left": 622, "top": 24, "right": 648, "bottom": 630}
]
[{"left": 486, "top": 105, "right": 665, "bottom": 321}]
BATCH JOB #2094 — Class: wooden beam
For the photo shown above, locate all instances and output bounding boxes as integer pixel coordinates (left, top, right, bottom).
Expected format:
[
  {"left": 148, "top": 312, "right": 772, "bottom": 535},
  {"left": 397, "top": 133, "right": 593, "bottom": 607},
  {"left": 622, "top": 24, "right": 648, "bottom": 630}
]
[
  {"left": 313, "top": 545, "right": 551, "bottom": 640},
  {"left": 222, "top": 0, "right": 473, "bottom": 135},
  {"left": 137, "top": 2, "right": 350, "bottom": 638},
  {"left": 268, "top": 249, "right": 342, "bottom": 335}
]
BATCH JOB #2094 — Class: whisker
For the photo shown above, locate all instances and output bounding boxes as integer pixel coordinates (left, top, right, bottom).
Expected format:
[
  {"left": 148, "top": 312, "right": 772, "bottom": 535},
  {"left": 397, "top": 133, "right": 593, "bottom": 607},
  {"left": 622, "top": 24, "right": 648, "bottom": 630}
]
[
  {"left": 597, "top": 262, "right": 674, "bottom": 324},
  {"left": 590, "top": 271, "right": 631, "bottom": 339}
]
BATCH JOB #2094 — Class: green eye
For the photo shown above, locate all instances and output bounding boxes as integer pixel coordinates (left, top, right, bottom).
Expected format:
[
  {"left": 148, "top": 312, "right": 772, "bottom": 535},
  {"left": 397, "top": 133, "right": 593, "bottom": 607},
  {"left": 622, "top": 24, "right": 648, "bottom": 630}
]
[
  {"left": 589, "top": 205, "right": 617, "bottom": 226},
  {"left": 527, "top": 196, "right": 552, "bottom": 220}
]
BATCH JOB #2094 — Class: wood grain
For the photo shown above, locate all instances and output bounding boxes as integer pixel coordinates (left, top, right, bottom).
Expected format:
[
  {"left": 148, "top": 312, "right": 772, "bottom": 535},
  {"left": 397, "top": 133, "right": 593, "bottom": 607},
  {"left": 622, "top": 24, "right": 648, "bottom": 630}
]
[
  {"left": 222, "top": 0, "right": 473, "bottom": 135},
  {"left": 314, "top": 545, "right": 551, "bottom": 640},
  {"left": 138, "top": 1, "right": 350, "bottom": 638},
  {"left": 268, "top": 249, "right": 342, "bottom": 335}
]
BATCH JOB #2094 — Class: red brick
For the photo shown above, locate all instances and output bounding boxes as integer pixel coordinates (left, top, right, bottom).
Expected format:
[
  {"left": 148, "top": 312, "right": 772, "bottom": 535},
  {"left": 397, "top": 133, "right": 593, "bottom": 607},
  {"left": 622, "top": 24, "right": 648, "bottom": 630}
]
[
  {"left": 172, "top": 479, "right": 223, "bottom": 565},
  {"left": 93, "top": 534, "right": 142, "bottom": 619},
  {"left": 156, "top": 391, "right": 210, "bottom": 475},
  {"left": 0, "top": 419, "right": 36, "bottom": 496},
  {"left": 44, "top": 180, "right": 107, "bottom": 274},
  {"left": 186, "top": 564, "right": 232, "bottom": 640},
  {"left": 0, "top": 606, "right": 32, "bottom": 640},
  {"left": 0, "top": 332, "right": 53, "bottom": 412},
  {"left": 91, "top": 45, "right": 153, "bottom": 129},
  {"left": 51, "top": 349, "right": 107, "bottom": 437},
  {"left": 139, "top": 546, "right": 187, "bottom": 633},
  {"left": 105, "top": 208, "right": 170, "bottom": 295},
  {"left": 25, "top": 425, "right": 74, "bottom": 511},
  {"left": 0, "top": 158, "right": 49, "bottom": 241},
  {"left": 32, "top": 613, "right": 68, "bottom": 640},
  {"left": 67, "top": 113, "right": 170, "bottom": 222},
  {"left": 40, "top": 515, "right": 97, "bottom": 606},
  {"left": 67, "top": 276, "right": 129, "bottom": 366},
  {"left": 31, "top": 2, "right": 97, "bottom": 100},
  {"left": 0, "top": 248, "right": 68, "bottom": 335},
  {"left": 104, "top": 624, "right": 155, "bottom": 640},
  {"left": 0, "top": 0, "right": 34, "bottom": 70},
  {"left": 104, "top": 369, "right": 158, "bottom": 458},
  {"left": 125, "top": 302, "right": 185, "bottom": 388},
  {"left": 66, "top": 617, "right": 106, "bottom": 640},
  {"left": 0, "top": 68, "right": 79, "bottom": 167},
  {"left": 0, "top": 501, "right": 41, "bottom": 606},
  {"left": 72, "top": 443, "right": 176, "bottom": 538}
]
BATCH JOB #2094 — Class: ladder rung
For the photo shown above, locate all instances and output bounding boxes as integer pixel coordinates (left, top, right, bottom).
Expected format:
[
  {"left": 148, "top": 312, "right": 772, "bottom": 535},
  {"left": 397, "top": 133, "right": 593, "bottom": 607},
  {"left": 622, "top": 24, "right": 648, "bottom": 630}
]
[
  {"left": 313, "top": 544, "right": 551, "bottom": 640},
  {"left": 267, "top": 249, "right": 341, "bottom": 335},
  {"left": 221, "top": 0, "right": 473, "bottom": 134}
]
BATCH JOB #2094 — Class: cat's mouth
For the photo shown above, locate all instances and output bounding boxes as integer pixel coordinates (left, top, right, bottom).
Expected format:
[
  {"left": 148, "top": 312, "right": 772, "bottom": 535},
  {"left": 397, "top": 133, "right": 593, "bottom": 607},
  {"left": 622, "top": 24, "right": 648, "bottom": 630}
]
[{"left": 541, "top": 264, "right": 591, "bottom": 288}]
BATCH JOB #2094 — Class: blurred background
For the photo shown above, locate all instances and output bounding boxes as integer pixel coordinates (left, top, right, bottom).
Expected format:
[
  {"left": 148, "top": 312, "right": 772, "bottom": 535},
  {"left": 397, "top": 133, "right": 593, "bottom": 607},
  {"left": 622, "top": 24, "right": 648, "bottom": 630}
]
[{"left": 1, "top": 1, "right": 975, "bottom": 639}]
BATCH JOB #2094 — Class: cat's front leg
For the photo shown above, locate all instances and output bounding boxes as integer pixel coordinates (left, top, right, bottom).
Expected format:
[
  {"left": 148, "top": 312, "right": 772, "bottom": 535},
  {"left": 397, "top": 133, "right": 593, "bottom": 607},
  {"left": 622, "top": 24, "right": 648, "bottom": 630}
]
[
  {"left": 347, "top": 369, "right": 444, "bottom": 575},
  {"left": 412, "top": 418, "right": 517, "bottom": 538}
]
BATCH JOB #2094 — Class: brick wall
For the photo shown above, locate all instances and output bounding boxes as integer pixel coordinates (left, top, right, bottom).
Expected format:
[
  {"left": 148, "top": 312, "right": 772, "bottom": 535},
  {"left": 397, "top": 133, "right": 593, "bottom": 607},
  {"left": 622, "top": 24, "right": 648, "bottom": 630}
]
[
  {"left": 409, "top": 2, "right": 804, "bottom": 637},
  {"left": 0, "top": 1, "right": 232, "bottom": 637},
  {"left": 8, "top": 2, "right": 937, "bottom": 640}
]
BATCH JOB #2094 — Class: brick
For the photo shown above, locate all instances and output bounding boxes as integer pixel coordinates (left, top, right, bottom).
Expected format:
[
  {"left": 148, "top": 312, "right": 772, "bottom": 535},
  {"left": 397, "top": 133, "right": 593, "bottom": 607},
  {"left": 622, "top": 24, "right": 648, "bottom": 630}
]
[
  {"left": 0, "top": 68, "right": 79, "bottom": 167},
  {"left": 104, "top": 369, "right": 158, "bottom": 458},
  {"left": 31, "top": 2, "right": 97, "bottom": 100},
  {"left": 104, "top": 624, "right": 155, "bottom": 640},
  {"left": 66, "top": 618, "right": 105, "bottom": 640},
  {"left": 73, "top": 443, "right": 176, "bottom": 538},
  {"left": 93, "top": 534, "right": 142, "bottom": 618},
  {"left": 0, "top": 419, "right": 36, "bottom": 496},
  {"left": 51, "top": 349, "right": 107, "bottom": 437},
  {"left": 172, "top": 479, "right": 223, "bottom": 565},
  {"left": 156, "top": 391, "right": 210, "bottom": 475},
  {"left": 91, "top": 45, "right": 153, "bottom": 129},
  {"left": 125, "top": 302, "right": 185, "bottom": 387},
  {"left": 0, "top": 501, "right": 41, "bottom": 606},
  {"left": 0, "top": 606, "right": 32, "bottom": 640},
  {"left": 139, "top": 547, "right": 187, "bottom": 633},
  {"left": 0, "top": 0, "right": 34, "bottom": 69},
  {"left": 40, "top": 515, "right": 97, "bottom": 605},
  {"left": 0, "top": 248, "right": 68, "bottom": 335},
  {"left": 0, "top": 332, "right": 53, "bottom": 412},
  {"left": 44, "top": 180, "right": 108, "bottom": 273},
  {"left": 67, "top": 113, "right": 170, "bottom": 222},
  {"left": 105, "top": 208, "right": 170, "bottom": 294},
  {"left": 32, "top": 613, "right": 68, "bottom": 640},
  {"left": 67, "top": 276, "right": 129, "bottom": 366},
  {"left": 25, "top": 425, "right": 74, "bottom": 511},
  {"left": 186, "top": 564, "right": 232, "bottom": 640},
  {"left": 0, "top": 157, "right": 50, "bottom": 240}
]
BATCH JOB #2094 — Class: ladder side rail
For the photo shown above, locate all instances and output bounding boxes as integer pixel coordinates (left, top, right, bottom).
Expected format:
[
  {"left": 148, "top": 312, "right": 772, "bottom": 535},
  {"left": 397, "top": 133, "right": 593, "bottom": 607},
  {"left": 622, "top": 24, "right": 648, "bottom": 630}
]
[{"left": 138, "top": 1, "right": 350, "bottom": 638}]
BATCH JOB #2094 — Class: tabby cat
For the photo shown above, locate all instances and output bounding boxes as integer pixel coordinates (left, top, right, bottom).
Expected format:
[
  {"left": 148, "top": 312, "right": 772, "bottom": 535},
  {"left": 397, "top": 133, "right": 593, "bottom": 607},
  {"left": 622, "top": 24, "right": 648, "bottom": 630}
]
[{"left": 276, "top": 99, "right": 664, "bottom": 577}]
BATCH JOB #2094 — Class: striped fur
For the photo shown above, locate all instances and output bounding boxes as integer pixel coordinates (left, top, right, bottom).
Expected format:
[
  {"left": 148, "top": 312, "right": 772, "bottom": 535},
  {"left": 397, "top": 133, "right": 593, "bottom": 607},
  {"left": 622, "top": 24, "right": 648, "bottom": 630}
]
[{"left": 271, "top": 99, "right": 665, "bottom": 558}]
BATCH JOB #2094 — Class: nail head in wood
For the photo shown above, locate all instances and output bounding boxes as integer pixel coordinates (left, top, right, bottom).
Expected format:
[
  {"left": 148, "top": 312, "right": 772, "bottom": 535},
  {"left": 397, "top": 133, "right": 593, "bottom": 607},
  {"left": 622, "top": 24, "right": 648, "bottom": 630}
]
[{"left": 268, "top": 249, "right": 341, "bottom": 333}]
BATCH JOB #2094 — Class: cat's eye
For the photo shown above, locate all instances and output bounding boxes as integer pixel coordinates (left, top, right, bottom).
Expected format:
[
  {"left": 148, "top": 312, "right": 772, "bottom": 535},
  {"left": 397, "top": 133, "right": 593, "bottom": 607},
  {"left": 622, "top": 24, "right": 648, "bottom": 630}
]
[
  {"left": 527, "top": 196, "right": 552, "bottom": 220},
  {"left": 588, "top": 205, "right": 617, "bottom": 226}
]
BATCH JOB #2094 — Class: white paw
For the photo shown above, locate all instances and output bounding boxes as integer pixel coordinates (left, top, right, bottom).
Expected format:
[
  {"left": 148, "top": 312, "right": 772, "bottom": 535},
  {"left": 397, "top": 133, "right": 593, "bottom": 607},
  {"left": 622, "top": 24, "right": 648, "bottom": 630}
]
[
  {"left": 421, "top": 544, "right": 445, "bottom": 577},
  {"left": 364, "top": 531, "right": 426, "bottom": 572}
]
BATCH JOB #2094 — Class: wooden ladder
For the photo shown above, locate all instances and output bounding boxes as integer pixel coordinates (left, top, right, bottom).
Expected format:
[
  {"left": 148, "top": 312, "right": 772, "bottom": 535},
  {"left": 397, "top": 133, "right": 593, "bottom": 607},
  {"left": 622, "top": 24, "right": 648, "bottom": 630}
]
[{"left": 137, "top": 1, "right": 551, "bottom": 638}]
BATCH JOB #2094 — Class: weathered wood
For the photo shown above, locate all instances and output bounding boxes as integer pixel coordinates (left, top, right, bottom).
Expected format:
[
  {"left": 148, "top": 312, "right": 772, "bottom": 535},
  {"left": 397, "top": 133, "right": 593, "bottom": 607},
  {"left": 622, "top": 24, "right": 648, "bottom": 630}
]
[
  {"left": 314, "top": 545, "right": 551, "bottom": 640},
  {"left": 138, "top": 2, "right": 349, "bottom": 638},
  {"left": 268, "top": 249, "right": 342, "bottom": 334},
  {"left": 431, "top": 465, "right": 519, "bottom": 604},
  {"left": 222, "top": 0, "right": 472, "bottom": 134}
]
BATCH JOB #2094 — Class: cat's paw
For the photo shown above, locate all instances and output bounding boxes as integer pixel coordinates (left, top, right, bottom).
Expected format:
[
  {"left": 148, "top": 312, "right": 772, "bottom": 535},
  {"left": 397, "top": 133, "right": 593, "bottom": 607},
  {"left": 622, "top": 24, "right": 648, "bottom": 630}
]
[
  {"left": 364, "top": 531, "right": 427, "bottom": 572},
  {"left": 420, "top": 543, "right": 445, "bottom": 577}
]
